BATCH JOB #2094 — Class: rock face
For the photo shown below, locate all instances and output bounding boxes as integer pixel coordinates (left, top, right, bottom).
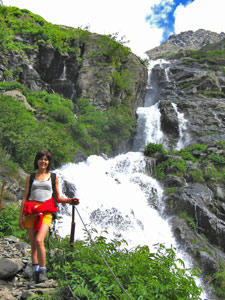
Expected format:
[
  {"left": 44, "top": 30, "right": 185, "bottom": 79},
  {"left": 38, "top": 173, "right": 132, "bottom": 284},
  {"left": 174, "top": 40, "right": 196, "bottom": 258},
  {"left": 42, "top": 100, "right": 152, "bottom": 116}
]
[
  {"left": 144, "top": 29, "right": 225, "bottom": 298},
  {"left": 149, "top": 59, "right": 225, "bottom": 149},
  {"left": 0, "top": 33, "right": 147, "bottom": 114},
  {"left": 146, "top": 29, "right": 225, "bottom": 59}
]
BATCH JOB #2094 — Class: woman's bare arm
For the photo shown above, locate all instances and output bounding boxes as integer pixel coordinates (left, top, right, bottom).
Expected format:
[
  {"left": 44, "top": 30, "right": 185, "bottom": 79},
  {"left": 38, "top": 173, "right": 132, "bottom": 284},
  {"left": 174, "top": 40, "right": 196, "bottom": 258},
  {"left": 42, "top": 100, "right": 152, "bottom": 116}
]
[{"left": 54, "top": 176, "right": 79, "bottom": 205}]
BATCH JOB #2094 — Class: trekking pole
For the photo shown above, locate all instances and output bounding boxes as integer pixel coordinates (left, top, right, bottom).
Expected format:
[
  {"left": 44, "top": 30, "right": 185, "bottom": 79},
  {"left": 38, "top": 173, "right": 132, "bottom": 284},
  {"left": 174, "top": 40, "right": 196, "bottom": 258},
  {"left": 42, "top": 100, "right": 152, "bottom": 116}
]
[
  {"left": 0, "top": 180, "right": 6, "bottom": 214},
  {"left": 70, "top": 202, "right": 76, "bottom": 247}
]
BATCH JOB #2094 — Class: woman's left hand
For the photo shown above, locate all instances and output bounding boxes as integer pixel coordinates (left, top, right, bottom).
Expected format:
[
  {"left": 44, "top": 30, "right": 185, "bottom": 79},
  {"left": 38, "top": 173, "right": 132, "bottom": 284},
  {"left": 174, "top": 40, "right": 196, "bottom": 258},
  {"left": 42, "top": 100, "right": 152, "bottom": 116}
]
[{"left": 70, "top": 198, "right": 80, "bottom": 205}]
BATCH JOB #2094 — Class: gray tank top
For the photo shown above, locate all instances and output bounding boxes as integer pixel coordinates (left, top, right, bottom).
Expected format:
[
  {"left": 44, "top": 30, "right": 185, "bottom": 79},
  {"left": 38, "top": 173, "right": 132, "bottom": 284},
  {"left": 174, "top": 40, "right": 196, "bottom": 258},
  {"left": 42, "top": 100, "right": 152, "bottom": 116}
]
[{"left": 29, "top": 178, "right": 53, "bottom": 202}]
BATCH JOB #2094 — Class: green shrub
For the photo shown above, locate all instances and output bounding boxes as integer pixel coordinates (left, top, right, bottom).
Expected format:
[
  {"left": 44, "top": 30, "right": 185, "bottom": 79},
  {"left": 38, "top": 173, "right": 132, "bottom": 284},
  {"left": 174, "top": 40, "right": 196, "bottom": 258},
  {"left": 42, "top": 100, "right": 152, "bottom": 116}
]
[
  {"left": 112, "top": 69, "right": 134, "bottom": 93},
  {"left": 178, "top": 148, "right": 196, "bottom": 162},
  {"left": 170, "top": 158, "right": 187, "bottom": 172},
  {"left": 0, "top": 203, "right": 28, "bottom": 241},
  {"left": 208, "top": 153, "right": 225, "bottom": 166},
  {"left": 188, "top": 169, "right": 204, "bottom": 183},
  {"left": 179, "top": 211, "right": 197, "bottom": 231},
  {"left": 144, "top": 143, "right": 166, "bottom": 157},
  {"left": 216, "top": 140, "right": 225, "bottom": 148},
  {"left": 0, "top": 93, "right": 77, "bottom": 171},
  {"left": 210, "top": 262, "right": 225, "bottom": 299},
  {"left": 46, "top": 233, "right": 202, "bottom": 300}
]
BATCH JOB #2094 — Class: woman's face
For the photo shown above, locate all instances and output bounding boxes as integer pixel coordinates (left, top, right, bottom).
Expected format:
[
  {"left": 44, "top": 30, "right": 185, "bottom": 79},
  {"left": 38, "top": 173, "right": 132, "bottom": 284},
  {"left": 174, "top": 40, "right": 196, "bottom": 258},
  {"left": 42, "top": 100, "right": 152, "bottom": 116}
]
[{"left": 37, "top": 155, "right": 49, "bottom": 171}]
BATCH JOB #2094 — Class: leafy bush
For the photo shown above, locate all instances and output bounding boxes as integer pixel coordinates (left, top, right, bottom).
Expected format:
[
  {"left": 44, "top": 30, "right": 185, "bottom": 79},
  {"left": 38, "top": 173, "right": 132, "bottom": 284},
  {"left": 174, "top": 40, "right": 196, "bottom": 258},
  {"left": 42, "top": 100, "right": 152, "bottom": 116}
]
[
  {"left": 211, "top": 262, "right": 225, "bottom": 299},
  {"left": 0, "top": 5, "right": 90, "bottom": 54},
  {"left": 46, "top": 233, "right": 202, "bottom": 300},
  {"left": 0, "top": 202, "right": 202, "bottom": 299},
  {"left": 144, "top": 143, "right": 166, "bottom": 157},
  {"left": 77, "top": 98, "right": 136, "bottom": 154},
  {"left": 0, "top": 93, "right": 77, "bottom": 171},
  {"left": 208, "top": 153, "right": 225, "bottom": 166},
  {"left": 0, "top": 83, "right": 137, "bottom": 169},
  {"left": 179, "top": 211, "right": 197, "bottom": 231},
  {"left": 188, "top": 169, "right": 204, "bottom": 183},
  {"left": 0, "top": 203, "right": 28, "bottom": 241},
  {"left": 178, "top": 148, "right": 196, "bottom": 162},
  {"left": 112, "top": 69, "right": 134, "bottom": 93}
]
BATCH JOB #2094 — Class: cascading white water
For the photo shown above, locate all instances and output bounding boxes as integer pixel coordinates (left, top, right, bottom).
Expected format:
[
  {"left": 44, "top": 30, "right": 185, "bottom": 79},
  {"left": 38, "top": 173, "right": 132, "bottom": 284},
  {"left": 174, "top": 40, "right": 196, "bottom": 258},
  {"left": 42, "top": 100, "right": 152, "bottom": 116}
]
[
  {"left": 55, "top": 60, "right": 210, "bottom": 299},
  {"left": 132, "top": 103, "right": 163, "bottom": 151},
  {"left": 171, "top": 102, "right": 189, "bottom": 150},
  {"left": 60, "top": 62, "right": 67, "bottom": 80},
  {"left": 56, "top": 152, "right": 175, "bottom": 250}
]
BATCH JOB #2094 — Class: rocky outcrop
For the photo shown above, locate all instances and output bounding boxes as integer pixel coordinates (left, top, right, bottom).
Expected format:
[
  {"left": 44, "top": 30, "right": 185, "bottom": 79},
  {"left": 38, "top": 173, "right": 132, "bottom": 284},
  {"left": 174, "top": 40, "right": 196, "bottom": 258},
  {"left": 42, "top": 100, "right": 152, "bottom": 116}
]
[
  {"left": 0, "top": 33, "right": 147, "bottom": 114},
  {"left": 145, "top": 140, "right": 225, "bottom": 296},
  {"left": 148, "top": 58, "right": 225, "bottom": 149},
  {"left": 0, "top": 236, "right": 58, "bottom": 299},
  {"left": 144, "top": 32, "right": 225, "bottom": 297},
  {"left": 146, "top": 29, "right": 225, "bottom": 59}
]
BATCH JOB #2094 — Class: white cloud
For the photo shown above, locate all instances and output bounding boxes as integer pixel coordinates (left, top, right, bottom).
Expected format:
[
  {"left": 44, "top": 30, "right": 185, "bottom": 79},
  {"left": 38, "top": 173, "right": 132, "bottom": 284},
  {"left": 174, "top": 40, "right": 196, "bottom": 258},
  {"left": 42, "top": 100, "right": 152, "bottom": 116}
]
[
  {"left": 3, "top": 0, "right": 163, "bottom": 57},
  {"left": 147, "top": 0, "right": 174, "bottom": 26},
  {"left": 174, "top": 0, "right": 225, "bottom": 34}
]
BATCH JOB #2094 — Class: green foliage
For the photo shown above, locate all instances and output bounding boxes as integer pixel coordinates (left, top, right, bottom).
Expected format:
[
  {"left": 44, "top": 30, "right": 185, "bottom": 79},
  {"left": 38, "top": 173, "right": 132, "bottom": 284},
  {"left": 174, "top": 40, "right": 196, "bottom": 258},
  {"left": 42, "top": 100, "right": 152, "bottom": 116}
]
[
  {"left": 144, "top": 143, "right": 166, "bottom": 157},
  {"left": 188, "top": 169, "right": 204, "bottom": 183},
  {"left": 0, "top": 203, "right": 28, "bottom": 241},
  {"left": 27, "top": 91, "right": 75, "bottom": 123},
  {"left": 208, "top": 153, "right": 225, "bottom": 166},
  {"left": 45, "top": 233, "right": 202, "bottom": 300},
  {"left": 0, "top": 146, "right": 21, "bottom": 178},
  {"left": 171, "top": 159, "right": 187, "bottom": 172},
  {"left": 0, "top": 93, "right": 77, "bottom": 172},
  {"left": 200, "top": 90, "right": 225, "bottom": 98},
  {"left": 216, "top": 140, "right": 225, "bottom": 148},
  {"left": 89, "top": 33, "right": 134, "bottom": 93},
  {"left": 186, "top": 49, "right": 225, "bottom": 61},
  {"left": 179, "top": 211, "right": 197, "bottom": 231},
  {"left": 181, "top": 48, "right": 225, "bottom": 73},
  {"left": 0, "top": 6, "right": 139, "bottom": 160},
  {"left": 155, "top": 160, "right": 170, "bottom": 179},
  {"left": 211, "top": 262, "right": 225, "bottom": 299},
  {"left": 151, "top": 142, "right": 225, "bottom": 186},
  {"left": 112, "top": 69, "right": 134, "bottom": 93},
  {"left": 189, "top": 144, "right": 208, "bottom": 152},
  {"left": 77, "top": 98, "right": 136, "bottom": 154},
  {"left": 0, "top": 5, "right": 90, "bottom": 55},
  {"left": 155, "top": 158, "right": 186, "bottom": 178},
  {"left": 178, "top": 148, "right": 196, "bottom": 162},
  {"left": 0, "top": 81, "right": 28, "bottom": 94},
  {"left": 96, "top": 33, "right": 131, "bottom": 64},
  {"left": 0, "top": 83, "right": 137, "bottom": 169}
]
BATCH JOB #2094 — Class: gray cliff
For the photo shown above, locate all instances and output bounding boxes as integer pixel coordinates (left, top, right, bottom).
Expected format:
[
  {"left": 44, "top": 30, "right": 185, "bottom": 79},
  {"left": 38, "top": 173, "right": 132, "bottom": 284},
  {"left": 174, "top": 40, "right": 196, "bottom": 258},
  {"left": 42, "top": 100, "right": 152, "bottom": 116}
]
[{"left": 145, "top": 29, "right": 225, "bottom": 299}]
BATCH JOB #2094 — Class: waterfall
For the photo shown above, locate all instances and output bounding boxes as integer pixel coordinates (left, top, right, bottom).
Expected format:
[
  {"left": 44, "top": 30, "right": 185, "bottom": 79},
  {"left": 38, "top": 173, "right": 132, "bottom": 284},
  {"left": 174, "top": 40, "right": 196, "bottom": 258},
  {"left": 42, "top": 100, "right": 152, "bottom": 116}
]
[
  {"left": 132, "top": 103, "right": 163, "bottom": 152},
  {"left": 171, "top": 102, "right": 189, "bottom": 150},
  {"left": 60, "top": 62, "right": 67, "bottom": 80},
  {"left": 56, "top": 152, "right": 174, "bottom": 250},
  {"left": 55, "top": 60, "right": 211, "bottom": 300},
  {"left": 133, "top": 59, "right": 165, "bottom": 152}
]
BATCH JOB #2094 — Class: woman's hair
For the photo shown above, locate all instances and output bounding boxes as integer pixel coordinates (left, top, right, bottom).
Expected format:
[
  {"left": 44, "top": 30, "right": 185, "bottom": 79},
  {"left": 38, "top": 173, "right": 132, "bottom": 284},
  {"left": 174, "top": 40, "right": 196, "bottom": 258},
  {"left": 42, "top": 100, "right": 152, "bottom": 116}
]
[{"left": 34, "top": 150, "right": 52, "bottom": 171}]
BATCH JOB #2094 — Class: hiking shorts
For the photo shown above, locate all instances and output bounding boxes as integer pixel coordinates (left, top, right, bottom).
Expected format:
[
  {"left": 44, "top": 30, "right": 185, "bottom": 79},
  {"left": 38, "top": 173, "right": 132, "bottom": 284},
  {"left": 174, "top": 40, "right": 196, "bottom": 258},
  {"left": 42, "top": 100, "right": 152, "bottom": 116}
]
[{"left": 24, "top": 201, "right": 53, "bottom": 229}]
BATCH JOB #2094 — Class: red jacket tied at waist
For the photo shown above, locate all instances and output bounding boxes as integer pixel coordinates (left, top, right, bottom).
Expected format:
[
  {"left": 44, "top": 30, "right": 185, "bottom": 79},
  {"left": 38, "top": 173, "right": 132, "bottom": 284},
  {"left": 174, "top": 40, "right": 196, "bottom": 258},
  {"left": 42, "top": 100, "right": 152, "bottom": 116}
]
[{"left": 24, "top": 197, "right": 57, "bottom": 231}]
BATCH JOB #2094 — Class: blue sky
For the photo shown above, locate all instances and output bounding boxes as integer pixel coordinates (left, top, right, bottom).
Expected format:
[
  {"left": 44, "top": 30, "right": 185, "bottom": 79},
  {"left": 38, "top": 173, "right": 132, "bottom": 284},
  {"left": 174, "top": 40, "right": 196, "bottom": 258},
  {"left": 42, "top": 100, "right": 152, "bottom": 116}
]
[
  {"left": 146, "top": 0, "right": 195, "bottom": 43},
  {"left": 3, "top": 0, "right": 225, "bottom": 57}
]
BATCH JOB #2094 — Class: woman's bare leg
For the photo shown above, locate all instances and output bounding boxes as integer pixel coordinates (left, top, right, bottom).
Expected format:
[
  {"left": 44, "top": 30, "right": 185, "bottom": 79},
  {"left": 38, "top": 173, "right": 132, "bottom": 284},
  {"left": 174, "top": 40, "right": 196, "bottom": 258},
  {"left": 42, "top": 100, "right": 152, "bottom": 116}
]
[
  {"left": 27, "top": 228, "right": 38, "bottom": 264},
  {"left": 35, "top": 224, "right": 49, "bottom": 267}
]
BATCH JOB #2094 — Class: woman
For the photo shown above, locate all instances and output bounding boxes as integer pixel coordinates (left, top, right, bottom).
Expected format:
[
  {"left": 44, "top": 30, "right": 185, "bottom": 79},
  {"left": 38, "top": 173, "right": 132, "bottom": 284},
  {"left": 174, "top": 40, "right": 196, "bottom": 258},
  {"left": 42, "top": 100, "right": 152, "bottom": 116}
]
[{"left": 18, "top": 150, "right": 79, "bottom": 283}]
